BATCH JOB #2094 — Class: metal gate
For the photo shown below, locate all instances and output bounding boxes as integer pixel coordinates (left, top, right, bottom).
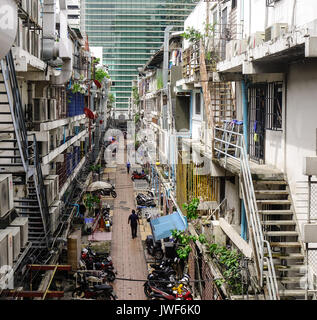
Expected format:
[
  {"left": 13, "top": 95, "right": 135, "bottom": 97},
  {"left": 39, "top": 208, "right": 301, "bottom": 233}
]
[{"left": 248, "top": 84, "right": 266, "bottom": 162}]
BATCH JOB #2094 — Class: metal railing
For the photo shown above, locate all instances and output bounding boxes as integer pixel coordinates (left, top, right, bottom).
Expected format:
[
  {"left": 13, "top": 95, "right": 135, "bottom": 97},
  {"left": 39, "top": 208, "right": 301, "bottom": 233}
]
[
  {"left": 214, "top": 126, "right": 279, "bottom": 300},
  {"left": 1, "top": 50, "right": 30, "bottom": 176},
  {"left": 32, "top": 134, "right": 50, "bottom": 247}
]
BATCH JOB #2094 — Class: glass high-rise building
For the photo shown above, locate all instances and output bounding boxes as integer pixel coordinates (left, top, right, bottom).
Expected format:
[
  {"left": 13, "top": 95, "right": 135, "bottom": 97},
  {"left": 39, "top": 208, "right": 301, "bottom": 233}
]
[{"left": 82, "top": 0, "right": 196, "bottom": 113}]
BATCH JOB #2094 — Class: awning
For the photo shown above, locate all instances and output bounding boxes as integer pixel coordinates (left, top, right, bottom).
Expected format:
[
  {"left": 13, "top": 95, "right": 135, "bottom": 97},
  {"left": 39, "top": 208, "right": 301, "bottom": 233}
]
[{"left": 150, "top": 211, "right": 187, "bottom": 241}]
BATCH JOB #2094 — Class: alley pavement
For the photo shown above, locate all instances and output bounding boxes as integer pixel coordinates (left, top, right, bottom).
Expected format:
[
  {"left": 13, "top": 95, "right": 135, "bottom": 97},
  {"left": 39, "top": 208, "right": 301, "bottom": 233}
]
[{"left": 111, "top": 148, "right": 148, "bottom": 300}]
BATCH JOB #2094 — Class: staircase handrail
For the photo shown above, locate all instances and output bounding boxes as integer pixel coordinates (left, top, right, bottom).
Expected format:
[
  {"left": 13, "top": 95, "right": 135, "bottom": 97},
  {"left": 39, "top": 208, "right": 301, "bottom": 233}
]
[
  {"left": 1, "top": 51, "right": 30, "bottom": 175},
  {"left": 214, "top": 126, "right": 279, "bottom": 300},
  {"left": 32, "top": 133, "right": 50, "bottom": 246}
]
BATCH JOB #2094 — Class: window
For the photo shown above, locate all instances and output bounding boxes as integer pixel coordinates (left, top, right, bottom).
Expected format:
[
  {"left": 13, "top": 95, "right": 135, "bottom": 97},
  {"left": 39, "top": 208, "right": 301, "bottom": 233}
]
[
  {"left": 195, "top": 92, "right": 201, "bottom": 115},
  {"left": 266, "top": 82, "right": 283, "bottom": 130},
  {"left": 232, "top": 0, "right": 237, "bottom": 9}
]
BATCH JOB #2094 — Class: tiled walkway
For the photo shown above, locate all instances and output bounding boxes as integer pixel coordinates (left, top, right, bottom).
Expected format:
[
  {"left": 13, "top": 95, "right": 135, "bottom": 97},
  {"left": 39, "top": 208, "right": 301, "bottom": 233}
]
[{"left": 111, "top": 151, "right": 148, "bottom": 300}]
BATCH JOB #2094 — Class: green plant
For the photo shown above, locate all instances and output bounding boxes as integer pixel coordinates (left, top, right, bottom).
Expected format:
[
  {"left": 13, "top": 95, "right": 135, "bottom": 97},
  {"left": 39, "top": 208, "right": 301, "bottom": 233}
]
[
  {"left": 182, "top": 198, "right": 200, "bottom": 221},
  {"left": 71, "top": 83, "right": 81, "bottom": 94},
  {"left": 92, "top": 58, "right": 100, "bottom": 65},
  {"left": 134, "top": 112, "right": 140, "bottom": 123},
  {"left": 90, "top": 164, "right": 101, "bottom": 172},
  {"left": 84, "top": 193, "right": 100, "bottom": 211},
  {"left": 95, "top": 68, "right": 110, "bottom": 82},
  {"left": 107, "top": 93, "right": 115, "bottom": 109},
  {"left": 156, "top": 74, "right": 163, "bottom": 90},
  {"left": 181, "top": 26, "right": 203, "bottom": 43},
  {"left": 208, "top": 243, "right": 243, "bottom": 295},
  {"left": 132, "top": 86, "right": 140, "bottom": 106}
]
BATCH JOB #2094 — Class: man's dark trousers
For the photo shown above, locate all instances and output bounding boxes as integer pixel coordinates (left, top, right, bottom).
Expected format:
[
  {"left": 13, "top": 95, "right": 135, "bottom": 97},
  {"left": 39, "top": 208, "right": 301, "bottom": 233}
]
[{"left": 131, "top": 222, "right": 137, "bottom": 238}]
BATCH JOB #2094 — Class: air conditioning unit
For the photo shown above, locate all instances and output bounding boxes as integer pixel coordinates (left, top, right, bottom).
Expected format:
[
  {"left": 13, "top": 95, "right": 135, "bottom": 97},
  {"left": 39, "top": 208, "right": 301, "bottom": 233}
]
[
  {"left": 5, "top": 227, "right": 21, "bottom": 262},
  {"left": 32, "top": 98, "right": 48, "bottom": 122},
  {"left": 44, "top": 180, "right": 54, "bottom": 206},
  {"left": 45, "top": 175, "right": 59, "bottom": 200},
  {"left": 0, "top": 175, "right": 14, "bottom": 218},
  {"left": 10, "top": 217, "right": 28, "bottom": 248},
  {"left": 247, "top": 32, "right": 265, "bottom": 49},
  {"left": 48, "top": 99, "right": 57, "bottom": 121},
  {"left": 0, "top": 229, "right": 13, "bottom": 268},
  {"left": 265, "top": 23, "right": 288, "bottom": 42}
]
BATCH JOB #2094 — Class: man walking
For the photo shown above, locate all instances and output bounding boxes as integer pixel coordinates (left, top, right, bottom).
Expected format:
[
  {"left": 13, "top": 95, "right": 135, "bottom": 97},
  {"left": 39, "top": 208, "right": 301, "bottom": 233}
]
[
  {"left": 128, "top": 209, "right": 139, "bottom": 239},
  {"left": 127, "top": 160, "right": 130, "bottom": 174}
]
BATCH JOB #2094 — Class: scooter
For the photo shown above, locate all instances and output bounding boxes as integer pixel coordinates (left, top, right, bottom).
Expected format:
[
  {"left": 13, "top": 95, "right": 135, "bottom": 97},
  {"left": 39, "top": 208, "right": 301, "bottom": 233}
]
[
  {"left": 136, "top": 193, "right": 156, "bottom": 207},
  {"left": 144, "top": 282, "right": 193, "bottom": 301},
  {"left": 72, "top": 273, "right": 117, "bottom": 300},
  {"left": 99, "top": 184, "right": 117, "bottom": 198},
  {"left": 131, "top": 171, "right": 149, "bottom": 182},
  {"left": 145, "top": 235, "right": 164, "bottom": 260}
]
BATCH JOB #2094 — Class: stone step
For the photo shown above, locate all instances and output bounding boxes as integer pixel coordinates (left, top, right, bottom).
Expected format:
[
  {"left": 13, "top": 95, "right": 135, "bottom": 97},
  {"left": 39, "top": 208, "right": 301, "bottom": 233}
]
[
  {"left": 258, "top": 210, "right": 293, "bottom": 215},
  {"left": 271, "top": 253, "right": 305, "bottom": 260},
  {"left": 275, "top": 265, "right": 306, "bottom": 272},
  {"left": 257, "top": 200, "right": 291, "bottom": 205},
  {"left": 255, "top": 190, "right": 289, "bottom": 195},
  {"left": 278, "top": 277, "right": 303, "bottom": 284},
  {"left": 264, "top": 231, "right": 298, "bottom": 237},
  {"left": 270, "top": 242, "right": 301, "bottom": 248},
  {"left": 262, "top": 220, "right": 296, "bottom": 226},
  {"left": 254, "top": 180, "right": 287, "bottom": 185},
  {"left": 279, "top": 289, "right": 313, "bottom": 297}
]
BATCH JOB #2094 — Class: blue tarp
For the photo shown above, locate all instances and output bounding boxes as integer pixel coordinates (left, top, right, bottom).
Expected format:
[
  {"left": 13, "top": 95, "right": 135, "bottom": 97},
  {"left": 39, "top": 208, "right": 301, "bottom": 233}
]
[{"left": 150, "top": 211, "right": 187, "bottom": 241}]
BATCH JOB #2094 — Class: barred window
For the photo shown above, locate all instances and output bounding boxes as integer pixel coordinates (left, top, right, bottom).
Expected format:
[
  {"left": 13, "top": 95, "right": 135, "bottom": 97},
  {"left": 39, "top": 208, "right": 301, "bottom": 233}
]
[{"left": 266, "top": 82, "right": 283, "bottom": 130}]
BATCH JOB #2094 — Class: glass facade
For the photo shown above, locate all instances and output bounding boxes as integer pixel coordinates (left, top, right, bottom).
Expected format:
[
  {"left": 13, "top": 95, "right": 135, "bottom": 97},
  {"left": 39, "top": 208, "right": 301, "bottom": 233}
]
[{"left": 83, "top": 0, "right": 196, "bottom": 110}]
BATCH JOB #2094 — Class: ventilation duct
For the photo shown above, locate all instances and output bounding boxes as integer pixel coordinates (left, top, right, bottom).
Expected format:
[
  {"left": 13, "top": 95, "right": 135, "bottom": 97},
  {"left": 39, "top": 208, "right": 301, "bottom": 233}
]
[
  {"left": 0, "top": 0, "right": 18, "bottom": 59},
  {"left": 51, "top": 0, "right": 73, "bottom": 85},
  {"left": 42, "top": 0, "right": 59, "bottom": 61}
]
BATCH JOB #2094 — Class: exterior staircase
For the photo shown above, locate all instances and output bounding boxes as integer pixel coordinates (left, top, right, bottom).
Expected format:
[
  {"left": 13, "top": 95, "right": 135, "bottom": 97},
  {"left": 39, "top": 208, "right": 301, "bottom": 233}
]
[
  {"left": 254, "top": 178, "right": 313, "bottom": 300},
  {"left": 0, "top": 50, "right": 50, "bottom": 248}
]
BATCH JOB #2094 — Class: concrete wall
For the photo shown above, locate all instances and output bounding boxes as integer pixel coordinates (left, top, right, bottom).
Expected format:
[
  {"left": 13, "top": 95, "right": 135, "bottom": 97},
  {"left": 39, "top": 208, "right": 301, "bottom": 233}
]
[
  {"left": 184, "top": 0, "right": 207, "bottom": 50},
  {"left": 286, "top": 60, "right": 317, "bottom": 232},
  {"left": 241, "top": 0, "right": 317, "bottom": 38},
  {"left": 225, "top": 176, "right": 241, "bottom": 227}
]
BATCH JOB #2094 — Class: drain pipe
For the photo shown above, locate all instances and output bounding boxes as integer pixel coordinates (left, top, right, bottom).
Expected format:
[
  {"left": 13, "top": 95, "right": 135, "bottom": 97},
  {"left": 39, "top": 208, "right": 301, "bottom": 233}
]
[{"left": 241, "top": 79, "right": 248, "bottom": 240}]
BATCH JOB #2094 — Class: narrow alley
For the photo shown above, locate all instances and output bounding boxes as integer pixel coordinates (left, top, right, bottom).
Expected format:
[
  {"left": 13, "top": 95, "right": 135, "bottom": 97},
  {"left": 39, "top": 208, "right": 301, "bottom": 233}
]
[
  {"left": 111, "top": 154, "right": 148, "bottom": 300},
  {"left": 2, "top": 0, "right": 317, "bottom": 306}
]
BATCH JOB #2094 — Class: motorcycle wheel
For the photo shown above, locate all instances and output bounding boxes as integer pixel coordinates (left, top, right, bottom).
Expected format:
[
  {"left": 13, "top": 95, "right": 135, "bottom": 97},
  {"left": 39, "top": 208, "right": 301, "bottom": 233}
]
[
  {"left": 96, "top": 293, "right": 116, "bottom": 300},
  {"left": 154, "top": 250, "right": 164, "bottom": 260},
  {"left": 106, "top": 270, "right": 116, "bottom": 282},
  {"left": 144, "top": 282, "right": 152, "bottom": 298},
  {"left": 72, "top": 289, "right": 85, "bottom": 299},
  {"left": 111, "top": 191, "right": 117, "bottom": 198}
]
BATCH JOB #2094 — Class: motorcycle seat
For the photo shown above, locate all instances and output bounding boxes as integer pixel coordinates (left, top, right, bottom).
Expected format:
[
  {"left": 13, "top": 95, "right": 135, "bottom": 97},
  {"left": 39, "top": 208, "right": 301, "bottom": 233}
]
[{"left": 94, "top": 284, "right": 113, "bottom": 290}]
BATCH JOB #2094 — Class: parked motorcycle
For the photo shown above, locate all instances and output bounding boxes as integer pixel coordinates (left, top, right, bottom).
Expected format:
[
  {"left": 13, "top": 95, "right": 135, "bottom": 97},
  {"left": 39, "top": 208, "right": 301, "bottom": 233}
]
[
  {"left": 99, "top": 184, "right": 117, "bottom": 198},
  {"left": 136, "top": 193, "right": 156, "bottom": 207},
  {"left": 146, "top": 235, "right": 164, "bottom": 260},
  {"left": 131, "top": 171, "right": 149, "bottom": 182},
  {"left": 144, "top": 277, "right": 192, "bottom": 300},
  {"left": 104, "top": 213, "right": 112, "bottom": 232},
  {"left": 72, "top": 272, "right": 117, "bottom": 300}
]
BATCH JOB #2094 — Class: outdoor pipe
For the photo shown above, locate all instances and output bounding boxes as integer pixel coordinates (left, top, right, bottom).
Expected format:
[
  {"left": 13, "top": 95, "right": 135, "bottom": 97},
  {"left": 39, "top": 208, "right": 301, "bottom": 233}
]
[{"left": 241, "top": 79, "right": 249, "bottom": 240}]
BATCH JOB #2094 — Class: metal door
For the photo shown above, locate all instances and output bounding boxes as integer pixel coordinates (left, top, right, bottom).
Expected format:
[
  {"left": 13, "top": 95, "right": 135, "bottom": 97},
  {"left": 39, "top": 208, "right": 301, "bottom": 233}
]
[{"left": 248, "top": 84, "right": 266, "bottom": 162}]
